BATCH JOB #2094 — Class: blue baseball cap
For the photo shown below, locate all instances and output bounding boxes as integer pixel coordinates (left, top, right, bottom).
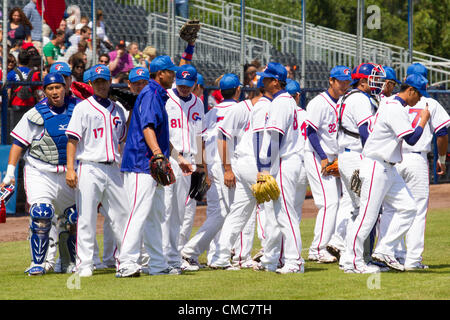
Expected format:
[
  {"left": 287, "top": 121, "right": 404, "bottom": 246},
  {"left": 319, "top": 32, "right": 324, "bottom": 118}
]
[
  {"left": 404, "top": 73, "right": 429, "bottom": 97},
  {"left": 129, "top": 67, "right": 150, "bottom": 83},
  {"left": 383, "top": 66, "right": 401, "bottom": 84},
  {"left": 83, "top": 68, "right": 92, "bottom": 83},
  {"left": 256, "top": 76, "right": 264, "bottom": 88},
  {"left": 286, "top": 79, "right": 301, "bottom": 95},
  {"left": 43, "top": 72, "right": 65, "bottom": 88},
  {"left": 176, "top": 65, "right": 197, "bottom": 87},
  {"left": 257, "top": 62, "right": 287, "bottom": 82},
  {"left": 406, "top": 63, "right": 428, "bottom": 78},
  {"left": 197, "top": 73, "right": 204, "bottom": 86},
  {"left": 149, "top": 55, "right": 180, "bottom": 73},
  {"left": 50, "top": 62, "right": 72, "bottom": 77},
  {"left": 330, "top": 65, "right": 352, "bottom": 81},
  {"left": 90, "top": 64, "right": 111, "bottom": 81},
  {"left": 219, "top": 73, "right": 241, "bottom": 90}
]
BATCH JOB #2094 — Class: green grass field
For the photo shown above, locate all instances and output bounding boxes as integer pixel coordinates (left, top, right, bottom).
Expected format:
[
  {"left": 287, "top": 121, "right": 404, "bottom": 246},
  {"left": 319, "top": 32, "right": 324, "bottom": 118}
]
[{"left": 1, "top": 209, "right": 449, "bottom": 301}]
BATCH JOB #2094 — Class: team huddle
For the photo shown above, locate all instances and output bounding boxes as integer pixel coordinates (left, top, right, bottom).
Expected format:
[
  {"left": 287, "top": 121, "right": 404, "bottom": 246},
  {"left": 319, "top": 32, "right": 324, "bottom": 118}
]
[{"left": 2, "top": 50, "right": 449, "bottom": 276}]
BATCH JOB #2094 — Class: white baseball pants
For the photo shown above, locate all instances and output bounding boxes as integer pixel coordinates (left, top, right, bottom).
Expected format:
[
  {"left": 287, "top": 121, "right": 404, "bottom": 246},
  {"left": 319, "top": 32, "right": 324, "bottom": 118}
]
[
  {"left": 341, "top": 157, "right": 417, "bottom": 271},
  {"left": 304, "top": 151, "right": 340, "bottom": 257},
  {"left": 209, "top": 156, "right": 258, "bottom": 267},
  {"left": 162, "top": 157, "right": 192, "bottom": 268},
  {"left": 260, "top": 154, "right": 306, "bottom": 270},
  {"left": 118, "top": 172, "right": 168, "bottom": 274},
  {"left": 181, "top": 162, "right": 235, "bottom": 263},
  {"left": 178, "top": 197, "right": 197, "bottom": 252},
  {"left": 379, "top": 152, "right": 429, "bottom": 267},
  {"left": 75, "top": 162, "right": 129, "bottom": 272}
]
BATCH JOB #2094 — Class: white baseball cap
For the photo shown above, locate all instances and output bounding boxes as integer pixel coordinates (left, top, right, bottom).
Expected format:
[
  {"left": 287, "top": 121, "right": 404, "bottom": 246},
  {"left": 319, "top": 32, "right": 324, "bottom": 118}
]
[{"left": 75, "top": 23, "right": 85, "bottom": 31}]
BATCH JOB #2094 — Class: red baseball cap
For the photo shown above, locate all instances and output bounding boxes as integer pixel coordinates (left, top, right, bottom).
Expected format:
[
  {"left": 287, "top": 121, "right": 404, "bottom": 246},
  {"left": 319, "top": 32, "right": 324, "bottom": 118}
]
[{"left": 22, "top": 42, "right": 35, "bottom": 50}]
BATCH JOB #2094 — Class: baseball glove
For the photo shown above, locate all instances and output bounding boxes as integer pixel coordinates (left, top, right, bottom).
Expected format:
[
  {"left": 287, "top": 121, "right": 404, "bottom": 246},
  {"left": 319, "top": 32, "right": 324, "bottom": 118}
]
[
  {"left": 179, "top": 19, "right": 201, "bottom": 43},
  {"left": 149, "top": 154, "right": 176, "bottom": 186},
  {"left": 325, "top": 159, "right": 340, "bottom": 177},
  {"left": 350, "top": 169, "right": 361, "bottom": 197},
  {"left": 109, "top": 87, "right": 138, "bottom": 111},
  {"left": 251, "top": 174, "right": 280, "bottom": 204},
  {"left": 71, "top": 81, "right": 93, "bottom": 100},
  {"left": 189, "top": 171, "right": 208, "bottom": 201}
]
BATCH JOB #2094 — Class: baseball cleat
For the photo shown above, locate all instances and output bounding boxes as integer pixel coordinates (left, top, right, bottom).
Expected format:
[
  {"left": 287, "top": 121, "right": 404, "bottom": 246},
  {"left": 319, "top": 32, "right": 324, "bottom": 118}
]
[
  {"left": 404, "top": 263, "right": 429, "bottom": 271},
  {"left": 77, "top": 268, "right": 93, "bottom": 277},
  {"left": 371, "top": 252, "right": 405, "bottom": 272},
  {"left": 252, "top": 249, "right": 264, "bottom": 262},
  {"left": 307, "top": 254, "right": 320, "bottom": 262},
  {"left": 252, "top": 262, "right": 276, "bottom": 272},
  {"left": 275, "top": 264, "right": 305, "bottom": 274},
  {"left": 149, "top": 266, "right": 182, "bottom": 276},
  {"left": 182, "top": 256, "right": 205, "bottom": 269},
  {"left": 318, "top": 252, "right": 338, "bottom": 264},
  {"left": 25, "top": 265, "right": 46, "bottom": 276},
  {"left": 115, "top": 267, "right": 141, "bottom": 278},
  {"left": 232, "top": 259, "right": 255, "bottom": 269},
  {"left": 344, "top": 264, "right": 380, "bottom": 274}
]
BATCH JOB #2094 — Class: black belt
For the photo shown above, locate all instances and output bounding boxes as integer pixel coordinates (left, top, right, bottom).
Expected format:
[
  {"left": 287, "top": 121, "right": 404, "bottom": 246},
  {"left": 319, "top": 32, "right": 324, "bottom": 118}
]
[{"left": 99, "top": 161, "right": 114, "bottom": 165}]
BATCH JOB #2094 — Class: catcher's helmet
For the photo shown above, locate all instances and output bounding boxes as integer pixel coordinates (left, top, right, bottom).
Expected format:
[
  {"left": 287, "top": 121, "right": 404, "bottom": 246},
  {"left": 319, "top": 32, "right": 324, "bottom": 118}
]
[
  {"left": 351, "top": 63, "right": 386, "bottom": 96},
  {"left": 43, "top": 72, "right": 65, "bottom": 88}
]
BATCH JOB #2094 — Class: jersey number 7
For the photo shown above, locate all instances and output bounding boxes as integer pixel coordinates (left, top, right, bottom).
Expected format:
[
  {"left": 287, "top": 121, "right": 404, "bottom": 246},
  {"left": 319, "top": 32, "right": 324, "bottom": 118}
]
[{"left": 409, "top": 108, "right": 422, "bottom": 128}]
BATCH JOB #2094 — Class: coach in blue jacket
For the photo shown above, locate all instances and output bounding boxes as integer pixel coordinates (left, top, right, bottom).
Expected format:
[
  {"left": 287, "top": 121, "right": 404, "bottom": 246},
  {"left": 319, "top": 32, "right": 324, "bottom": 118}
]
[{"left": 117, "top": 56, "right": 187, "bottom": 277}]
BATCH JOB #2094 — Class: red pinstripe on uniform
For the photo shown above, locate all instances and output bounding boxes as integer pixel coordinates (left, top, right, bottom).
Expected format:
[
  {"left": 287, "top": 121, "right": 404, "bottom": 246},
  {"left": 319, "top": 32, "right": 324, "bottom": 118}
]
[
  {"left": 312, "top": 152, "right": 327, "bottom": 255},
  {"left": 352, "top": 160, "right": 376, "bottom": 270}
]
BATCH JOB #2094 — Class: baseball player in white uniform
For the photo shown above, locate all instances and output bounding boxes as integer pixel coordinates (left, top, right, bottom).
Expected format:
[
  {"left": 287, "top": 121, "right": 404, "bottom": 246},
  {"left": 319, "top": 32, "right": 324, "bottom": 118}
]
[
  {"left": 207, "top": 79, "right": 264, "bottom": 270},
  {"left": 1, "top": 73, "right": 80, "bottom": 276},
  {"left": 327, "top": 63, "right": 385, "bottom": 262},
  {"left": 162, "top": 64, "right": 204, "bottom": 271},
  {"left": 256, "top": 62, "right": 306, "bottom": 273},
  {"left": 304, "top": 66, "right": 351, "bottom": 263},
  {"left": 340, "top": 74, "right": 431, "bottom": 273},
  {"left": 181, "top": 73, "right": 241, "bottom": 268},
  {"left": 378, "top": 63, "right": 450, "bottom": 270},
  {"left": 65, "top": 64, "right": 129, "bottom": 277}
]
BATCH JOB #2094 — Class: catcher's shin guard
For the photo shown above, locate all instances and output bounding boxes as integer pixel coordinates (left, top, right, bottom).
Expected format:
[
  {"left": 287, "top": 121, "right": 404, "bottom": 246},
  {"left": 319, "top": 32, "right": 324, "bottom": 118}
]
[
  {"left": 58, "top": 205, "right": 78, "bottom": 271},
  {"left": 29, "top": 203, "right": 55, "bottom": 266}
]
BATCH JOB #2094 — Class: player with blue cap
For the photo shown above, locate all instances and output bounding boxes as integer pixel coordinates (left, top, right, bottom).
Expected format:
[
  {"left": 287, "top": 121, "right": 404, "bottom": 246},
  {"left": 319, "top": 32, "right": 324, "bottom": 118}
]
[
  {"left": 403, "top": 73, "right": 429, "bottom": 98},
  {"left": 286, "top": 78, "right": 302, "bottom": 106},
  {"left": 406, "top": 62, "right": 428, "bottom": 79},
  {"left": 128, "top": 66, "right": 150, "bottom": 94},
  {"left": 193, "top": 73, "right": 205, "bottom": 99},
  {"left": 381, "top": 66, "right": 401, "bottom": 98},
  {"left": 50, "top": 62, "right": 73, "bottom": 96}
]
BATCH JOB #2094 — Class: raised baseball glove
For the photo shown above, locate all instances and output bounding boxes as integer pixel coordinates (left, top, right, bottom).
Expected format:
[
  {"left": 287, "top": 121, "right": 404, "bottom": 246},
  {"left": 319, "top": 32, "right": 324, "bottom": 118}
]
[
  {"left": 350, "top": 169, "right": 361, "bottom": 197},
  {"left": 109, "top": 87, "right": 138, "bottom": 111},
  {"left": 179, "top": 19, "right": 201, "bottom": 43},
  {"left": 189, "top": 171, "right": 208, "bottom": 201},
  {"left": 251, "top": 174, "right": 280, "bottom": 204},
  {"left": 149, "top": 154, "right": 176, "bottom": 186},
  {"left": 325, "top": 159, "right": 340, "bottom": 177}
]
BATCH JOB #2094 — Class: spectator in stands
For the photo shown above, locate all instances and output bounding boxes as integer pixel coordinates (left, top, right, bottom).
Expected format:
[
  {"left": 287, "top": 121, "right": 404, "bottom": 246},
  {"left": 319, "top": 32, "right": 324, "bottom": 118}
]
[
  {"left": 65, "top": 5, "right": 81, "bottom": 31},
  {"left": 7, "top": 54, "right": 17, "bottom": 74},
  {"left": 88, "top": 9, "right": 113, "bottom": 53},
  {"left": 111, "top": 72, "right": 129, "bottom": 85},
  {"left": 8, "top": 7, "right": 32, "bottom": 47},
  {"left": 23, "top": 0, "right": 43, "bottom": 54},
  {"left": 70, "top": 57, "right": 86, "bottom": 83},
  {"left": 142, "top": 46, "right": 157, "bottom": 70},
  {"left": 128, "top": 42, "right": 144, "bottom": 68},
  {"left": 98, "top": 53, "right": 110, "bottom": 66},
  {"left": 10, "top": 40, "right": 23, "bottom": 61},
  {"left": 109, "top": 40, "right": 134, "bottom": 77},
  {"left": 243, "top": 63, "right": 257, "bottom": 99},
  {"left": 175, "top": 0, "right": 190, "bottom": 18},
  {"left": 7, "top": 49, "right": 41, "bottom": 141},
  {"left": 68, "top": 52, "right": 88, "bottom": 70},
  {"left": 64, "top": 39, "right": 89, "bottom": 65},
  {"left": 43, "top": 29, "right": 65, "bottom": 66},
  {"left": 58, "top": 18, "right": 72, "bottom": 49},
  {"left": 68, "top": 23, "right": 85, "bottom": 48}
]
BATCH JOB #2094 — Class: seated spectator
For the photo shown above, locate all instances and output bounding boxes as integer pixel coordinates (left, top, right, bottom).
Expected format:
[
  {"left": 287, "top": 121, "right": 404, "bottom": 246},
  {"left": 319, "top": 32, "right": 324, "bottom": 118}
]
[
  {"left": 43, "top": 29, "right": 65, "bottom": 66},
  {"left": 7, "top": 49, "right": 42, "bottom": 140},
  {"left": 64, "top": 40, "right": 92, "bottom": 68},
  {"left": 108, "top": 40, "right": 134, "bottom": 77},
  {"left": 66, "top": 5, "right": 81, "bottom": 31},
  {"left": 23, "top": 0, "right": 43, "bottom": 54},
  {"left": 112, "top": 71, "right": 129, "bottom": 84},
  {"left": 98, "top": 53, "right": 110, "bottom": 66},
  {"left": 7, "top": 7, "right": 32, "bottom": 47},
  {"left": 142, "top": 46, "right": 157, "bottom": 70},
  {"left": 128, "top": 42, "right": 144, "bottom": 67},
  {"left": 70, "top": 57, "right": 86, "bottom": 83},
  {"left": 7, "top": 54, "right": 17, "bottom": 74},
  {"left": 68, "top": 23, "right": 84, "bottom": 48},
  {"left": 88, "top": 9, "right": 113, "bottom": 53},
  {"left": 68, "top": 51, "right": 88, "bottom": 70}
]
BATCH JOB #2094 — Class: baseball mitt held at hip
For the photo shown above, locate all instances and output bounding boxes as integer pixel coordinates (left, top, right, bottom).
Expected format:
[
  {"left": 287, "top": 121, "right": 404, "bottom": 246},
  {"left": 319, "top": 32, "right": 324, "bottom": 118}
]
[
  {"left": 324, "top": 159, "right": 340, "bottom": 177},
  {"left": 179, "top": 19, "right": 201, "bottom": 43},
  {"left": 251, "top": 174, "right": 280, "bottom": 204},
  {"left": 150, "top": 154, "right": 176, "bottom": 186},
  {"left": 189, "top": 171, "right": 208, "bottom": 201}
]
